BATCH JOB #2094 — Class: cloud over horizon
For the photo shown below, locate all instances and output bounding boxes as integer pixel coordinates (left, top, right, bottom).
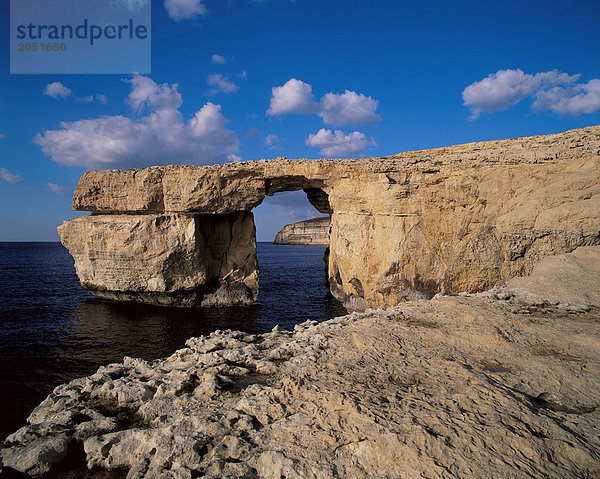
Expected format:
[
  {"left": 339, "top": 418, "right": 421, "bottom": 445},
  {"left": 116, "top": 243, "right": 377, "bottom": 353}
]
[
  {"left": 306, "top": 128, "right": 375, "bottom": 157},
  {"left": 267, "top": 78, "right": 380, "bottom": 126},
  {"left": 463, "top": 69, "right": 600, "bottom": 119},
  {"left": 35, "top": 75, "right": 239, "bottom": 169}
]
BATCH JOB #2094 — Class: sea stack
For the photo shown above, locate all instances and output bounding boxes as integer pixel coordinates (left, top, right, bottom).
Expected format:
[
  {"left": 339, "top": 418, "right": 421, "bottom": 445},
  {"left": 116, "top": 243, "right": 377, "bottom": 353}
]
[{"left": 274, "top": 217, "right": 331, "bottom": 245}]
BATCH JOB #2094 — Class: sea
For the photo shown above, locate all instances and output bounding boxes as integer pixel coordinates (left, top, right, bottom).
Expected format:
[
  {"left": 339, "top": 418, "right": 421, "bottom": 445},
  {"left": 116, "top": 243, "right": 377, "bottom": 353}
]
[{"left": 0, "top": 242, "right": 346, "bottom": 441}]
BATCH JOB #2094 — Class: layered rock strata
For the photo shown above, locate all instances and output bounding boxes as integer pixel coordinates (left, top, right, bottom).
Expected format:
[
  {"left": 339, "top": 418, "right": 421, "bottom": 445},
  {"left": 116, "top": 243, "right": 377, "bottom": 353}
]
[
  {"left": 2, "top": 246, "right": 600, "bottom": 478},
  {"left": 58, "top": 213, "right": 258, "bottom": 307},
  {"left": 59, "top": 126, "right": 600, "bottom": 308},
  {"left": 273, "top": 217, "right": 331, "bottom": 245}
]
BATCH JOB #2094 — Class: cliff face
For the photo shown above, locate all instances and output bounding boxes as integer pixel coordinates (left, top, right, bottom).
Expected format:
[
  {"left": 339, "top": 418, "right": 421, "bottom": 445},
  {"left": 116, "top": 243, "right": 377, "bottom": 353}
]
[
  {"left": 58, "top": 125, "right": 600, "bottom": 308},
  {"left": 274, "top": 217, "right": 330, "bottom": 245}
]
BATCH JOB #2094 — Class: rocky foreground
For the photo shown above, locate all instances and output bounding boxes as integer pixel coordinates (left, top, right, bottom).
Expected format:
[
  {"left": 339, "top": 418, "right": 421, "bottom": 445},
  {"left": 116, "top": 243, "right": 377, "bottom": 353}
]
[{"left": 2, "top": 246, "right": 600, "bottom": 478}]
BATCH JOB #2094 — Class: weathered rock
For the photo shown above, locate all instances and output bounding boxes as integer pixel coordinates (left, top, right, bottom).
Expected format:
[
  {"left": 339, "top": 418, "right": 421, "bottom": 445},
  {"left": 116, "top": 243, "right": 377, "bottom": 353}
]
[
  {"left": 273, "top": 216, "right": 330, "bottom": 245},
  {"left": 2, "top": 246, "right": 600, "bottom": 478},
  {"left": 57, "top": 212, "right": 258, "bottom": 307},
  {"left": 0, "top": 435, "right": 75, "bottom": 477},
  {"left": 60, "top": 125, "right": 600, "bottom": 308}
]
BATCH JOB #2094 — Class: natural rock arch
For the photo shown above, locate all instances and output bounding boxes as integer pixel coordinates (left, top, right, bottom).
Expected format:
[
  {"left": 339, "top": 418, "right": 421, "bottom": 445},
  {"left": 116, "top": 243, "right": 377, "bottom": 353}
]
[{"left": 59, "top": 126, "right": 600, "bottom": 309}]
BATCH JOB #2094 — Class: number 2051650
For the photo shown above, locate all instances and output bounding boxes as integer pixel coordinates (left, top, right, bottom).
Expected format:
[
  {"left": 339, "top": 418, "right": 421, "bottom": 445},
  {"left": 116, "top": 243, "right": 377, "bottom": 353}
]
[{"left": 17, "top": 43, "right": 67, "bottom": 52}]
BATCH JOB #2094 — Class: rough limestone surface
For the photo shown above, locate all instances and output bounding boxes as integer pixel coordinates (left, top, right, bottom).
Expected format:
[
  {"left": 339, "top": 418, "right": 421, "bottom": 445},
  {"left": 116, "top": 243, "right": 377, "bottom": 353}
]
[
  {"left": 60, "top": 125, "right": 600, "bottom": 308},
  {"left": 273, "top": 217, "right": 331, "bottom": 245},
  {"left": 58, "top": 212, "right": 259, "bottom": 307},
  {"left": 2, "top": 246, "right": 600, "bottom": 478}
]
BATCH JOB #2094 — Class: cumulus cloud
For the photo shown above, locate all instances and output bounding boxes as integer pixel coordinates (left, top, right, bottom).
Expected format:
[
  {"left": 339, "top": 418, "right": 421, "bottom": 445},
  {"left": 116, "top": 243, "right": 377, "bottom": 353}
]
[
  {"left": 164, "top": 0, "right": 207, "bottom": 20},
  {"left": 207, "top": 74, "right": 239, "bottom": 94},
  {"left": 34, "top": 75, "right": 239, "bottom": 169},
  {"left": 227, "top": 154, "right": 243, "bottom": 162},
  {"left": 0, "top": 168, "right": 23, "bottom": 184},
  {"left": 211, "top": 54, "right": 227, "bottom": 65},
  {"left": 48, "top": 183, "right": 69, "bottom": 195},
  {"left": 265, "top": 134, "right": 281, "bottom": 149},
  {"left": 267, "top": 79, "right": 316, "bottom": 116},
  {"left": 533, "top": 79, "right": 600, "bottom": 115},
  {"left": 318, "top": 90, "right": 380, "bottom": 126},
  {"left": 462, "top": 68, "right": 597, "bottom": 119},
  {"left": 44, "top": 82, "right": 71, "bottom": 99},
  {"left": 267, "top": 79, "right": 380, "bottom": 126},
  {"left": 306, "top": 128, "right": 374, "bottom": 157}
]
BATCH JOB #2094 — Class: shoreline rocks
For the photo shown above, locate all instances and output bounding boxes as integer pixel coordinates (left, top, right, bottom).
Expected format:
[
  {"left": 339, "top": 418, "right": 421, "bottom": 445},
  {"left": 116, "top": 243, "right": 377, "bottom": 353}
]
[{"left": 2, "top": 246, "right": 600, "bottom": 478}]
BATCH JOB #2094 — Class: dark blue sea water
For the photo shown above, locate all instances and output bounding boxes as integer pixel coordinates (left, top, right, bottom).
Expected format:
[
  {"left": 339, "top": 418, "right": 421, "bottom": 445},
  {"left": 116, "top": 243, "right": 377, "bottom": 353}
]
[{"left": 0, "top": 242, "right": 345, "bottom": 440}]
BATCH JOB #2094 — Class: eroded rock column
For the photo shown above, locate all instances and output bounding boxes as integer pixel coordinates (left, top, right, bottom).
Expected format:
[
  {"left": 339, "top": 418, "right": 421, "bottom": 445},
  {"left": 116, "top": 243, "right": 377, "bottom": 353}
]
[{"left": 59, "top": 212, "right": 259, "bottom": 307}]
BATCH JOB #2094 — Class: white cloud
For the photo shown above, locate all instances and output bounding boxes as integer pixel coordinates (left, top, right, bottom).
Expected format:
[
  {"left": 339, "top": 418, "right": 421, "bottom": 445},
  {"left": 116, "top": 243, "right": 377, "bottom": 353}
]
[
  {"left": 164, "top": 0, "right": 207, "bottom": 20},
  {"left": 462, "top": 68, "right": 588, "bottom": 119},
  {"left": 0, "top": 134, "right": 6, "bottom": 139},
  {"left": 207, "top": 74, "right": 239, "bottom": 94},
  {"left": 318, "top": 90, "right": 380, "bottom": 126},
  {"left": 34, "top": 75, "right": 239, "bottom": 170},
  {"left": 44, "top": 82, "right": 107, "bottom": 104},
  {"left": 211, "top": 54, "right": 227, "bottom": 65},
  {"left": 306, "top": 128, "right": 374, "bottom": 157},
  {"left": 533, "top": 79, "right": 600, "bottom": 115},
  {"left": 0, "top": 168, "right": 23, "bottom": 184},
  {"left": 265, "top": 134, "right": 282, "bottom": 149},
  {"left": 267, "top": 78, "right": 316, "bottom": 116},
  {"left": 48, "top": 183, "right": 69, "bottom": 195},
  {"left": 43, "top": 82, "right": 71, "bottom": 99},
  {"left": 227, "top": 154, "right": 243, "bottom": 162},
  {"left": 267, "top": 78, "right": 380, "bottom": 126}
]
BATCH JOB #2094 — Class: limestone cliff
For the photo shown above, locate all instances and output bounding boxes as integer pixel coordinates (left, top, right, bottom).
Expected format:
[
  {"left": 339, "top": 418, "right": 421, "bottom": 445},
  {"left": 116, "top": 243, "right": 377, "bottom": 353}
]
[
  {"left": 58, "top": 125, "right": 600, "bottom": 308},
  {"left": 273, "top": 217, "right": 330, "bottom": 245}
]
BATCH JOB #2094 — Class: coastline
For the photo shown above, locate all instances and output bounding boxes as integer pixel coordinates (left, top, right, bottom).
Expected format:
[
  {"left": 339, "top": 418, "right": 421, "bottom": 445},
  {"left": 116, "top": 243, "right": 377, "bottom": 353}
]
[{"left": 2, "top": 246, "right": 599, "bottom": 478}]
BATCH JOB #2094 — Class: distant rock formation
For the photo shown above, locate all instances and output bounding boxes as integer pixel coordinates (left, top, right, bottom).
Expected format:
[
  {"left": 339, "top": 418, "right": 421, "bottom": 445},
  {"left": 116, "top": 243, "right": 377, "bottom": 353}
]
[
  {"left": 58, "top": 125, "right": 600, "bottom": 308},
  {"left": 274, "top": 217, "right": 330, "bottom": 245}
]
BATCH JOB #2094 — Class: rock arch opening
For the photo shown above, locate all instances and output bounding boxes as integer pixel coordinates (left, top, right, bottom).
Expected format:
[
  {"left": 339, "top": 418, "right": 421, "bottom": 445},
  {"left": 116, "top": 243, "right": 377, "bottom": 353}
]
[{"left": 251, "top": 188, "right": 345, "bottom": 326}]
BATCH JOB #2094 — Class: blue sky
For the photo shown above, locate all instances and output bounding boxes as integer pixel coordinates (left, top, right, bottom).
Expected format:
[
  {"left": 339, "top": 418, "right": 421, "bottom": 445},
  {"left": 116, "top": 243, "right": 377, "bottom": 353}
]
[{"left": 1, "top": 0, "right": 600, "bottom": 241}]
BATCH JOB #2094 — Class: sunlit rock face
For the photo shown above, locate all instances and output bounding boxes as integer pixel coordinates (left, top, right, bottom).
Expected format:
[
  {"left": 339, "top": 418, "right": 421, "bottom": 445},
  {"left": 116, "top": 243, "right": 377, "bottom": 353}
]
[
  {"left": 59, "top": 125, "right": 600, "bottom": 308},
  {"left": 58, "top": 212, "right": 258, "bottom": 307},
  {"left": 274, "top": 217, "right": 331, "bottom": 245}
]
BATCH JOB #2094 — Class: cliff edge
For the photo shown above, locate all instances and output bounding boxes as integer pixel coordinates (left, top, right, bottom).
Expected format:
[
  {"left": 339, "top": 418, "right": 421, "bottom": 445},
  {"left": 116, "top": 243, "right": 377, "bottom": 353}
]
[{"left": 273, "top": 217, "right": 330, "bottom": 245}]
